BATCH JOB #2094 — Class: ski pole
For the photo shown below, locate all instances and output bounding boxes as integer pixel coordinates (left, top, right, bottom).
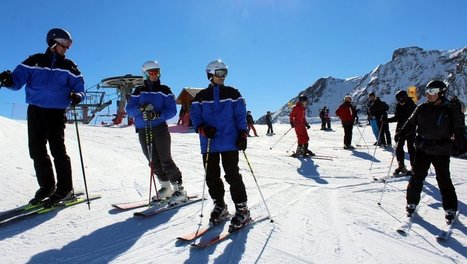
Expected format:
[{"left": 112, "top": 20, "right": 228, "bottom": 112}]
[
  {"left": 145, "top": 120, "right": 158, "bottom": 206},
  {"left": 269, "top": 127, "right": 293, "bottom": 150},
  {"left": 286, "top": 141, "right": 297, "bottom": 153},
  {"left": 193, "top": 138, "right": 211, "bottom": 242},
  {"left": 369, "top": 121, "right": 384, "bottom": 171},
  {"left": 72, "top": 105, "right": 91, "bottom": 210},
  {"left": 377, "top": 141, "right": 399, "bottom": 206},
  {"left": 242, "top": 151, "right": 274, "bottom": 223}
]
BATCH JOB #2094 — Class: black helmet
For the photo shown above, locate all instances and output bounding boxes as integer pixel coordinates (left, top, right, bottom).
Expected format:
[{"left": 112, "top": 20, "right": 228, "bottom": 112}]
[
  {"left": 46, "top": 28, "right": 72, "bottom": 47},
  {"left": 395, "top": 90, "right": 408, "bottom": 102},
  {"left": 298, "top": 95, "right": 308, "bottom": 102},
  {"left": 426, "top": 80, "right": 447, "bottom": 96}
]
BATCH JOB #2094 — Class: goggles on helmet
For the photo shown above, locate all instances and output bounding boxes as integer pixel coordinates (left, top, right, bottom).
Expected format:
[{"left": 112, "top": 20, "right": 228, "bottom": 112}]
[
  {"left": 425, "top": 88, "right": 440, "bottom": 96},
  {"left": 55, "top": 38, "right": 72, "bottom": 48},
  {"left": 213, "top": 69, "right": 228, "bottom": 78},
  {"left": 146, "top": 69, "right": 160, "bottom": 76}
]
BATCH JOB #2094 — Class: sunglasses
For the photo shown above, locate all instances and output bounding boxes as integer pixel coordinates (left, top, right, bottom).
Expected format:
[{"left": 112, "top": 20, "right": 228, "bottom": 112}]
[
  {"left": 213, "top": 69, "right": 228, "bottom": 78},
  {"left": 425, "top": 88, "right": 440, "bottom": 96},
  {"left": 147, "top": 69, "right": 160, "bottom": 76},
  {"left": 55, "top": 38, "right": 72, "bottom": 49}
]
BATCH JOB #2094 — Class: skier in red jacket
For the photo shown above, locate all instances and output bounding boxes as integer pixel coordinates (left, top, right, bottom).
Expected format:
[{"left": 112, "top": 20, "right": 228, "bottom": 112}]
[
  {"left": 336, "top": 96, "right": 358, "bottom": 149},
  {"left": 290, "top": 95, "right": 314, "bottom": 157}
]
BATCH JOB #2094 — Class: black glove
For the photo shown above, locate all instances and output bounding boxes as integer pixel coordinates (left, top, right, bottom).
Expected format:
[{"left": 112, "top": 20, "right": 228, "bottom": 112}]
[
  {"left": 0, "top": 70, "right": 13, "bottom": 87},
  {"left": 198, "top": 126, "right": 217, "bottom": 138},
  {"left": 140, "top": 103, "right": 154, "bottom": 112},
  {"left": 306, "top": 123, "right": 311, "bottom": 129},
  {"left": 69, "top": 93, "right": 82, "bottom": 106},
  {"left": 237, "top": 130, "right": 248, "bottom": 151},
  {"left": 290, "top": 122, "right": 295, "bottom": 128},
  {"left": 143, "top": 110, "right": 160, "bottom": 120}
]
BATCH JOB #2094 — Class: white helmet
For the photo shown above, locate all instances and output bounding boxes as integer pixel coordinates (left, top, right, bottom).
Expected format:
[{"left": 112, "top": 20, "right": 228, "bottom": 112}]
[
  {"left": 206, "top": 59, "right": 228, "bottom": 80},
  {"left": 142, "top": 60, "right": 160, "bottom": 79}
]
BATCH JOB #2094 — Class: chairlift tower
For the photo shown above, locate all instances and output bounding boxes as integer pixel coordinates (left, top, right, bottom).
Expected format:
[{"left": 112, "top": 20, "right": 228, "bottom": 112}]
[{"left": 98, "top": 74, "right": 144, "bottom": 125}]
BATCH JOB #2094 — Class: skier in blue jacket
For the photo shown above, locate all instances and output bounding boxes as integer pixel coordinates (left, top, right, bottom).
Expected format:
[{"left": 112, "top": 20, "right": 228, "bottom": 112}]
[
  {"left": 126, "top": 60, "right": 186, "bottom": 206},
  {"left": 190, "top": 59, "right": 250, "bottom": 230},
  {"left": 0, "top": 28, "right": 84, "bottom": 206}
]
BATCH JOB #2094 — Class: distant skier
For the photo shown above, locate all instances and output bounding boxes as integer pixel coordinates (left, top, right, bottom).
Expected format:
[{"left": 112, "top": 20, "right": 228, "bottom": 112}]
[
  {"left": 325, "top": 108, "right": 332, "bottom": 130},
  {"left": 386, "top": 90, "right": 416, "bottom": 176},
  {"left": 126, "top": 60, "right": 187, "bottom": 206},
  {"left": 290, "top": 95, "right": 314, "bottom": 157},
  {"left": 0, "top": 28, "right": 84, "bottom": 206},
  {"left": 246, "top": 111, "right": 258, "bottom": 137},
  {"left": 190, "top": 59, "right": 251, "bottom": 230},
  {"left": 396, "top": 80, "right": 465, "bottom": 223},
  {"left": 335, "top": 96, "right": 357, "bottom": 149},
  {"left": 319, "top": 107, "right": 327, "bottom": 130},
  {"left": 369, "top": 95, "right": 391, "bottom": 147},
  {"left": 366, "top": 92, "right": 379, "bottom": 144},
  {"left": 265, "top": 111, "right": 274, "bottom": 136}
]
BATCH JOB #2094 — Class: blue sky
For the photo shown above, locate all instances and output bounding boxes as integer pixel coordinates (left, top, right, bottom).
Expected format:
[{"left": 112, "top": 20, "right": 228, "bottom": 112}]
[{"left": 1, "top": 0, "right": 466, "bottom": 121}]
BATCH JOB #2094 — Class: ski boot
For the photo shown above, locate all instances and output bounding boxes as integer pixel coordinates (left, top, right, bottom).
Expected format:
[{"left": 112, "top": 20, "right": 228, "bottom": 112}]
[
  {"left": 168, "top": 182, "right": 187, "bottom": 206},
  {"left": 304, "top": 143, "right": 316, "bottom": 156},
  {"left": 406, "top": 204, "right": 416, "bottom": 217},
  {"left": 393, "top": 164, "right": 408, "bottom": 177},
  {"left": 293, "top": 144, "right": 305, "bottom": 158},
  {"left": 29, "top": 186, "right": 56, "bottom": 205},
  {"left": 229, "top": 202, "right": 251, "bottom": 232},
  {"left": 152, "top": 181, "right": 173, "bottom": 202},
  {"left": 445, "top": 209, "right": 456, "bottom": 224},
  {"left": 210, "top": 200, "right": 229, "bottom": 225},
  {"left": 43, "top": 190, "right": 75, "bottom": 208}
]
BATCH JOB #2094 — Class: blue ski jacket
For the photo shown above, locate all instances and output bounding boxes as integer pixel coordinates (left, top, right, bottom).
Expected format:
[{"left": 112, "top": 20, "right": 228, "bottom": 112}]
[
  {"left": 10, "top": 48, "right": 85, "bottom": 109},
  {"left": 126, "top": 79, "right": 177, "bottom": 130},
  {"left": 190, "top": 83, "right": 247, "bottom": 154}
]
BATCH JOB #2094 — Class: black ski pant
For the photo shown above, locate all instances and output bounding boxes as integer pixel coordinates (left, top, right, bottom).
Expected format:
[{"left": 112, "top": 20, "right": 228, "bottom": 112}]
[
  {"left": 139, "top": 122, "right": 182, "bottom": 184},
  {"left": 267, "top": 123, "right": 273, "bottom": 134},
  {"left": 27, "top": 105, "right": 72, "bottom": 195},
  {"left": 342, "top": 123, "right": 353, "bottom": 146},
  {"left": 395, "top": 136, "right": 415, "bottom": 168},
  {"left": 406, "top": 149, "right": 457, "bottom": 211},
  {"left": 202, "top": 151, "right": 247, "bottom": 206},
  {"left": 377, "top": 121, "right": 391, "bottom": 145}
]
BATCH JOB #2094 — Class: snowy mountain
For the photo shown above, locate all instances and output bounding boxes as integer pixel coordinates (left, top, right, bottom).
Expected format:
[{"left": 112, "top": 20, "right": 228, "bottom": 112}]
[
  {"left": 0, "top": 116, "right": 465, "bottom": 263},
  {"left": 258, "top": 46, "right": 467, "bottom": 124}
]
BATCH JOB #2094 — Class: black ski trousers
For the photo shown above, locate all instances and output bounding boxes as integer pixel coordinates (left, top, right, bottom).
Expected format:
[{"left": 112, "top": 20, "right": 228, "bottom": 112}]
[
  {"left": 138, "top": 122, "right": 182, "bottom": 184},
  {"left": 406, "top": 148, "right": 457, "bottom": 211},
  {"left": 395, "top": 136, "right": 415, "bottom": 167},
  {"left": 202, "top": 151, "right": 247, "bottom": 206},
  {"left": 343, "top": 123, "right": 353, "bottom": 146},
  {"left": 27, "top": 105, "right": 72, "bottom": 195}
]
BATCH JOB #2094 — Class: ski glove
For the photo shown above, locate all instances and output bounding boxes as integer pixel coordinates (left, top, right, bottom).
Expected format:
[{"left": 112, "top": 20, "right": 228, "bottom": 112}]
[
  {"left": 143, "top": 110, "right": 160, "bottom": 120},
  {"left": 198, "top": 126, "right": 217, "bottom": 138},
  {"left": 140, "top": 103, "right": 154, "bottom": 112},
  {"left": 69, "top": 93, "right": 82, "bottom": 106},
  {"left": 237, "top": 130, "right": 248, "bottom": 151},
  {"left": 306, "top": 123, "right": 311, "bottom": 129},
  {"left": 290, "top": 122, "right": 295, "bottom": 128},
  {"left": 0, "top": 70, "right": 13, "bottom": 87}
]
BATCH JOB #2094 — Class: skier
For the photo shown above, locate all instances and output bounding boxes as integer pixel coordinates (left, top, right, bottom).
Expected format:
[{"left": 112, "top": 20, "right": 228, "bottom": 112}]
[
  {"left": 319, "top": 107, "right": 327, "bottom": 130},
  {"left": 369, "top": 96, "right": 391, "bottom": 147},
  {"left": 246, "top": 111, "right": 258, "bottom": 137},
  {"left": 290, "top": 95, "right": 314, "bottom": 157},
  {"left": 190, "top": 59, "right": 250, "bottom": 230},
  {"left": 396, "top": 80, "right": 465, "bottom": 222},
  {"left": 386, "top": 90, "right": 416, "bottom": 176},
  {"left": 265, "top": 111, "right": 274, "bottom": 136},
  {"left": 0, "top": 28, "right": 84, "bottom": 206},
  {"left": 325, "top": 108, "right": 332, "bottom": 130},
  {"left": 335, "top": 96, "right": 357, "bottom": 149},
  {"left": 126, "top": 60, "right": 187, "bottom": 205},
  {"left": 366, "top": 92, "right": 379, "bottom": 143}
]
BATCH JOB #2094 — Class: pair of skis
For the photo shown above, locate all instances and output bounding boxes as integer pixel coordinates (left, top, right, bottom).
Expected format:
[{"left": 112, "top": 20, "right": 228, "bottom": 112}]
[
  {"left": 178, "top": 215, "right": 269, "bottom": 248},
  {"left": 0, "top": 193, "right": 101, "bottom": 226},
  {"left": 396, "top": 211, "right": 460, "bottom": 241}
]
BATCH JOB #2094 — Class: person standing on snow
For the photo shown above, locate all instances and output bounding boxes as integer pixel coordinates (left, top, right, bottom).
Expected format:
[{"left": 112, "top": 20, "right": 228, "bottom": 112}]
[
  {"left": 0, "top": 28, "right": 84, "bottom": 206},
  {"left": 246, "top": 111, "right": 258, "bottom": 137},
  {"left": 369, "top": 96, "right": 391, "bottom": 147},
  {"left": 126, "top": 60, "right": 187, "bottom": 206},
  {"left": 366, "top": 92, "right": 380, "bottom": 144},
  {"left": 190, "top": 59, "right": 251, "bottom": 230},
  {"left": 396, "top": 80, "right": 465, "bottom": 223},
  {"left": 319, "top": 107, "right": 327, "bottom": 130},
  {"left": 265, "top": 111, "right": 274, "bottom": 135},
  {"left": 325, "top": 108, "right": 332, "bottom": 130},
  {"left": 290, "top": 95, "right": 314, "bottom": 157},
  {"left": 335, "top": 96, "right": 357, "bottom": 149},
  {"left": 386, "top": 90, "right": 417, "bottom": 176}
]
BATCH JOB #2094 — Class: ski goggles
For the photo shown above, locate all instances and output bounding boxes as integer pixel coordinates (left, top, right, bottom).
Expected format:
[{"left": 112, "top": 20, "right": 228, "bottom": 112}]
[
  {"left": 146, "top": 69, "right": 161, "bottom": 76},
  {"left": 55, "top": 38, "right": 72, "bottom": 49},
  {"left": 213, "top": 69, "right": 228, "bottom": 78},
  {"left": 425, "top": 88, "right": 440, "bottom": 96}
]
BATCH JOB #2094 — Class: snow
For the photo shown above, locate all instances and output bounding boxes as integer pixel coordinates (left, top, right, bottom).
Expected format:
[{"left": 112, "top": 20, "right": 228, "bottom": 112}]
[{"left": 0, "top": 116, "right": 465, "bottom": 264}]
